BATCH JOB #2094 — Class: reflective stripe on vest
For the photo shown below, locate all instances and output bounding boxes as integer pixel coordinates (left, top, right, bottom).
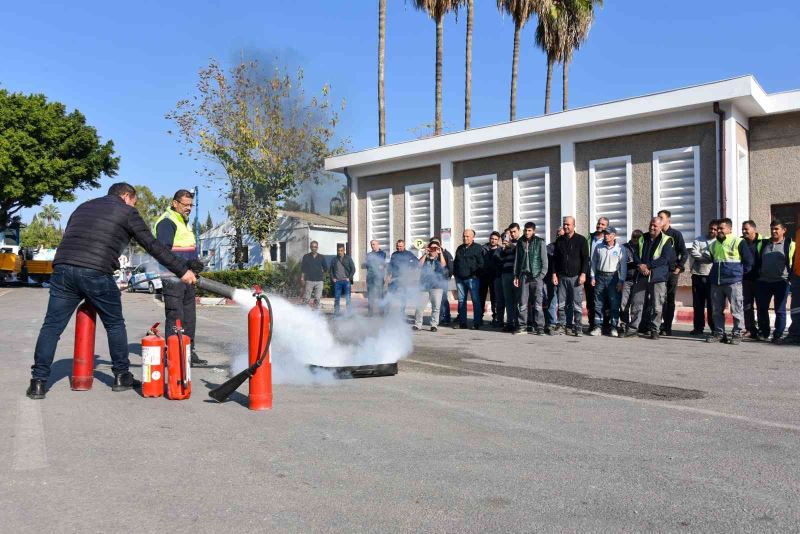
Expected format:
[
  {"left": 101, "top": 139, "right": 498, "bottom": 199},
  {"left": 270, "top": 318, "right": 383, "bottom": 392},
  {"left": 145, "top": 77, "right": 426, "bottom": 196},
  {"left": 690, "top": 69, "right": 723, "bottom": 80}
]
[
  {"left": 638, "top": 233, "right": 672, "bottom": 260},
  {"left": 710, "top": 235, "right": 742, "bottom": 263},
  {"left": 154, "top": 209, "right": 196, "bottom": 251}
]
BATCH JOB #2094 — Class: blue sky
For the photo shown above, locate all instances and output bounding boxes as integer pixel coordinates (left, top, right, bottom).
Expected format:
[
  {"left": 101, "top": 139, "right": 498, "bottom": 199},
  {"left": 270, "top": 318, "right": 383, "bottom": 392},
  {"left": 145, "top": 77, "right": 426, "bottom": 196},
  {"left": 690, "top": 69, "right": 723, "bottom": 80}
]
[{"left": 2, "top": 0, "right": 798, "bottom": 225}]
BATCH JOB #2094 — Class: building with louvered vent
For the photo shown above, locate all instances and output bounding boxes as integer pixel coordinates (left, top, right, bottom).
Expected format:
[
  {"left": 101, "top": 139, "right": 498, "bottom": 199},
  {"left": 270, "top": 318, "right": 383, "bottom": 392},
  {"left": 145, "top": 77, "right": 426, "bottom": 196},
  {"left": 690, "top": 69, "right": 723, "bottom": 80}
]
[{"left": 326, "top": 76, "right": 800, "bottom": 287}]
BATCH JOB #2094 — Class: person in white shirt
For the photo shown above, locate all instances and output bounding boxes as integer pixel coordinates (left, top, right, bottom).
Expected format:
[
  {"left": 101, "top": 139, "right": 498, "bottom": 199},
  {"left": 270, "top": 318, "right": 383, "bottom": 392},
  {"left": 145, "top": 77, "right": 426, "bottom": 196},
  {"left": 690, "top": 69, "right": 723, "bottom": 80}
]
[
  {"left": 589, "top": 227, "right": 627, "bottom": 337},
  {"left": 689, "top": 219, "right": 718, "bottom": 335}
]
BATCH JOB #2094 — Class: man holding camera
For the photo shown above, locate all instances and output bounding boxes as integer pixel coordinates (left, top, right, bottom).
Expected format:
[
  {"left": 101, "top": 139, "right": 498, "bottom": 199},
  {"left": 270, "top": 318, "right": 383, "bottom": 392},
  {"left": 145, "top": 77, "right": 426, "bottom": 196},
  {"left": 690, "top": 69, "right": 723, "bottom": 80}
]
[{"left": 413, "top": 238, "right": 447, "bottom": 332}]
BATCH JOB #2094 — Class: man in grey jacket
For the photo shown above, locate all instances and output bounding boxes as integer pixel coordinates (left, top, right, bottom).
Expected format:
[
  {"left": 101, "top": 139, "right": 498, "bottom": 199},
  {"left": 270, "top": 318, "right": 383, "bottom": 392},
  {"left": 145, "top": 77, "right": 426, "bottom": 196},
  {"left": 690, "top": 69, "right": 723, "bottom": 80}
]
[
  {"left": 513, "top": 222, "right": 548, "bottom": 335},
  {"left": 689, "top": 219, "right": 718, "bottom": 335}
]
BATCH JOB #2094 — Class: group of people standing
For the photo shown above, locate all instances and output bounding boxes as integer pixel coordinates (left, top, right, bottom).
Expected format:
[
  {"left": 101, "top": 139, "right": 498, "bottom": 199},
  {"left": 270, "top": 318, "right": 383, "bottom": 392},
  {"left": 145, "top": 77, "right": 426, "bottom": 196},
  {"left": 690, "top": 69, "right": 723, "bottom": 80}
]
[{"left": 358, "top": 210, "right": 798, "bottom": 346}]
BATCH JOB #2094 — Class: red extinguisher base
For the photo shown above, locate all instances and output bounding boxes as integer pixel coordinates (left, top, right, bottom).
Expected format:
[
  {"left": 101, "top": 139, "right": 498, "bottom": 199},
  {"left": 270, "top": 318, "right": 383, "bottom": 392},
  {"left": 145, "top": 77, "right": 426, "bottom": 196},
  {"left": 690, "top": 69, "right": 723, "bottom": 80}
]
[{"left": 70, "top": 376, "right": 93, "bottom": 391}]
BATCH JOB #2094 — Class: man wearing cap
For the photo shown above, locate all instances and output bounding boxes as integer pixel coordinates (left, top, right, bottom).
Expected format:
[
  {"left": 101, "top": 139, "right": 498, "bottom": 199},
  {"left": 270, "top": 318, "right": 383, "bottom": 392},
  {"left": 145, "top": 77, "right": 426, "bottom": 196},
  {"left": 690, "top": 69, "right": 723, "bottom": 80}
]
[
  {"left": 589, "top": 226, "right": 627, "bottom": 337},
  {"left": 413, "top": 238, "right": 447, "bottom": 332}
]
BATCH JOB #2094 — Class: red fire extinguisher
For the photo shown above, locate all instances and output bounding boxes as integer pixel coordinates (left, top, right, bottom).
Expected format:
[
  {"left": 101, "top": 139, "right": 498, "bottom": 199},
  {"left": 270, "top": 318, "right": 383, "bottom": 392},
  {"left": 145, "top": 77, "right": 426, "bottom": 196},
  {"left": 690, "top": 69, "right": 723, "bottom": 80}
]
[
  {"left": 71, "top": 302, "right": 97, "bottom": 391},
  {"left": 141, "top": 323, "right": 165, "bottom": 398},
  {"left": 249, "top": 285, "right": 272, "bottom": 410},
  {"left": 165, "top": 319, "right": 192, "bottom": 400}
]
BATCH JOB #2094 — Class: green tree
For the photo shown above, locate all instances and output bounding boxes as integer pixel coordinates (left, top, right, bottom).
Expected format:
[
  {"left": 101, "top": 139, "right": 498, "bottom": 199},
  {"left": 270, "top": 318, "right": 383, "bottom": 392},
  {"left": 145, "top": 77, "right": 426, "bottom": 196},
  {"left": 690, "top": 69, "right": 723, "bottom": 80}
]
[
  {"left": 131, "top": 185, "right": 171, "bottom": 230},
  {"left": 0, "top": 90, "right": 119, "bottom": 230},
  {"left": 168, "top": 59, "right": 346, "bottom": 268},
  {"left": 464, "top": 0, "right": 473, "bottom": 129},
  {"left": 204, "top": 212, "right": 214, "bottom": 232},
  {"left": 559, "top": 0, "right": 601, "bottom": 111},
  {"left": 498, "top": 0, "right": 546, "bottom": 120},
  {"left": 535, "top": 1, "right": 564, "bottom": 114},
  {"left": 21, "top": 215, "right": 62, "bottom": 249},
  {"left": 282, "top": 199, "right": 304, "bottom": 212},
  {"left": 329, "top": 184, "right": 347, "bottom": 216},
  {"left": 39, "top": 204, "right": 61, "bottom": 227},
  {"left": 413, "top": 0, "right": 461, "bottom": 136},
  {"left": 378, "top": 0, "right": 387, "bottom": 145}
]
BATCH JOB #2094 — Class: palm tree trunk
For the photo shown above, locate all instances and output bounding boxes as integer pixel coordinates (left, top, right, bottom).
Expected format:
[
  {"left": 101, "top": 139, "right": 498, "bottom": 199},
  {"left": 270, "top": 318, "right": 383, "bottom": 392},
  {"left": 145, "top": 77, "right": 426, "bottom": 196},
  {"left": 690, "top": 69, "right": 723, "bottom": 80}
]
[
  {"left": 378, "top": 0, "right": 386, "bottom": 146},
  {"left": 435, "top": 15, "right": 443, "bottom": 135},
  {"left": 544, "top": 56, "right": 553, "bottom": 114},
  {"left": 562, "top": 57, "right": 569, "bottom": 111},
  {"left": 464, "top": 0, "right": 475, "bottom": 130},
  {"left": 464, "top": 0, "right": 473, "bottom": 130},
  {"left": 510, "top": 20, "right": 521, "bottom": 121}
]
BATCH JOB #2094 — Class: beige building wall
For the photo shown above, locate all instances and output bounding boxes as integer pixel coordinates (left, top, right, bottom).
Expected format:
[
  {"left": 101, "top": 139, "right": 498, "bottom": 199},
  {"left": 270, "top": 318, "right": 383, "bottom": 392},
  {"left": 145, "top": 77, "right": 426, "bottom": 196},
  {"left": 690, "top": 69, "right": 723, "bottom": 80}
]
[
  {"left": 575, "top": 122, "right": 717, "bottom": 238},
  {"left": 451, "top": 146, "right": 562, "bottom": 242},
  {"left": 749, "top": 111, "right": 800, "bottom": 227},
  {"left": 356, "top": 165, "right": 441, "bottom": 254}
]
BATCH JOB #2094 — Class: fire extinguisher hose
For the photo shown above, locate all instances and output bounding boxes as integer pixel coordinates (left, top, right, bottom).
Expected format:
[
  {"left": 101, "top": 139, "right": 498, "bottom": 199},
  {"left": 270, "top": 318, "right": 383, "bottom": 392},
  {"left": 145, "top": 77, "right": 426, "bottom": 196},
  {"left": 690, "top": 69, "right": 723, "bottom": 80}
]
[{"left": 207, "top": 293, "right": 274, "bottom": 403}]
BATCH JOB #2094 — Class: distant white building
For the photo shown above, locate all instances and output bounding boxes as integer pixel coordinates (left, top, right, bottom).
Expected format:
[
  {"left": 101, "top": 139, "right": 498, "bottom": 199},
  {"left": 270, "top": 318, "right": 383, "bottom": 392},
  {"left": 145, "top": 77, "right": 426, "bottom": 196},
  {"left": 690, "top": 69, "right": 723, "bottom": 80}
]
[{"left": 199, "top": 210, "right": 348, "bottom": 271}]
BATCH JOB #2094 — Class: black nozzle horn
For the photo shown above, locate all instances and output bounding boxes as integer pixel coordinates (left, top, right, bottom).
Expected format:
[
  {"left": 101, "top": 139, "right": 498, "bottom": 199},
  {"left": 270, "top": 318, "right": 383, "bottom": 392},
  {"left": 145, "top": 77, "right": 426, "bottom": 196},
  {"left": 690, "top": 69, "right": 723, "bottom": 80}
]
[{"left": 195, "top": 277, "right": 237, "bottom": 300}]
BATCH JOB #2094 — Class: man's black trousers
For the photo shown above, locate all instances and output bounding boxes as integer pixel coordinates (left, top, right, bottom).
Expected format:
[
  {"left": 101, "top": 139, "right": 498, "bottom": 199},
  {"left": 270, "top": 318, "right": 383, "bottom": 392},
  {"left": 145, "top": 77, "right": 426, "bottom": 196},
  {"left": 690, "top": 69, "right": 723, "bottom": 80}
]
[{"left": 162, "top": 279, "right": 197, "bottom": 355}]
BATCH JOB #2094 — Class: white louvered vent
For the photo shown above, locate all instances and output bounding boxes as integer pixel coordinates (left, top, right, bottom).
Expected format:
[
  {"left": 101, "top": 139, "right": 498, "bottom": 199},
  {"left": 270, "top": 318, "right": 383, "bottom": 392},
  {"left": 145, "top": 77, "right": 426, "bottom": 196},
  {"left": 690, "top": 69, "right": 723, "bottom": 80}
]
[
  {"left": 653, "top": 146, "right": 700, "bottom": 240},
  {"left": 590, "top": 156, "right": 630, "bottom": 240},
  {"left": 514, "top": 167, "right": 549, "bottom": 240},
  {"left": 367, "top": 189, "right": 392, "bottom": 251},
  {"left": 405, "top": 184, "right": 433, "bottom": 252},
  {"left": 465, "top": 175, "right": 496, "bottom": 243}
]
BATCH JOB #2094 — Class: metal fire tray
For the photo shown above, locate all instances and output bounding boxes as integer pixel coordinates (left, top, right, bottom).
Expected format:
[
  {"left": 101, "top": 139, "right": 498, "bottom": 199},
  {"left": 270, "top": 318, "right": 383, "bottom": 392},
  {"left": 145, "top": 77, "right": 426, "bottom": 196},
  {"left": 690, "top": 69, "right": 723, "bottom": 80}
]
[{"left": 308, "top": 362, "right": 398, "bottom": 379}]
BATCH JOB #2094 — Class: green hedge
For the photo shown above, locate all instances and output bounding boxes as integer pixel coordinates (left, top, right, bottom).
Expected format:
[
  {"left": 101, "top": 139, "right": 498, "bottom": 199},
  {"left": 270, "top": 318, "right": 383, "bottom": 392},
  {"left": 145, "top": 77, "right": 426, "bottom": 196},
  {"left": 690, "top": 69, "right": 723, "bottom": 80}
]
[{"left": 197, "top": 261, "right": 332, "bottom": 298}]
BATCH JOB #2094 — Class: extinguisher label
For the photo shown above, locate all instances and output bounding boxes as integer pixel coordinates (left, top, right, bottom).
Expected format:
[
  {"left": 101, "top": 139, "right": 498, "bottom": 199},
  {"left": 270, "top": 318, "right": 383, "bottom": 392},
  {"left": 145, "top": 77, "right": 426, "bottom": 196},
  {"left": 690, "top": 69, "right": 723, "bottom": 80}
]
[
  {"left": 142, "top": 346, "right": 161, "bottom": 365},
  {"left": 142, "top": 365, "right": 151, "bottom": 383},
  {"left": 185, "top": 343, "right": 191, "bottom": 382}
]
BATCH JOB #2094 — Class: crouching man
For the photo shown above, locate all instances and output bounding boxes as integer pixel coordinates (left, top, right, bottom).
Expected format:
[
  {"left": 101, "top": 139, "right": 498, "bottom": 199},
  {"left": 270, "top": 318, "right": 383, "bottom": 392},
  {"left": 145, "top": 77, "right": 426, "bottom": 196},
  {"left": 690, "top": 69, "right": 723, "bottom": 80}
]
[{"left": 28, "top": 183, "right": 197, "bottom": 399}]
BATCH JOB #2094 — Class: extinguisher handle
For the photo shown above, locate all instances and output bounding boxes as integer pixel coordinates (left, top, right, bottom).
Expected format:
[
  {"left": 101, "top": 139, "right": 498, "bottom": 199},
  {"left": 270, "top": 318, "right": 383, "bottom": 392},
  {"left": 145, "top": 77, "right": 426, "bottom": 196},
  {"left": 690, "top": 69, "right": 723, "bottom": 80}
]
[{"left": 147, "top": 322, "right": 161, "bottom": 336}]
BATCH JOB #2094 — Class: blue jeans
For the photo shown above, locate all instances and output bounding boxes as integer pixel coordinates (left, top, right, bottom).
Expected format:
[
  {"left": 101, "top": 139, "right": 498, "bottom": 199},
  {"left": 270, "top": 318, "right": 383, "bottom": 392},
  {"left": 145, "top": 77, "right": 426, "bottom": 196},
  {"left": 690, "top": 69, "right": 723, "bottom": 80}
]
[
  {"left": 333, "top": 280, "right": 351, "bottom": 314},
  {"left": 439, "top": 284, "right": 452, "bottom": 323},
  {"left": 32, "top": 264, "right": 129, "bottom": 380},
  {"left": 545, "top": 279, "right": 558, "bottom": 326},
  {"left": 757, "top": 279, "right": 790, "bottom": 338},
  {"left": 594, "top": 273, "right": 621, "bottom": 328},
  {"left": 790, "top": 274, "right": 800, "bottom": 337},
  {"left": 456, "top": 277, "right": 482, "bottom": 326}
]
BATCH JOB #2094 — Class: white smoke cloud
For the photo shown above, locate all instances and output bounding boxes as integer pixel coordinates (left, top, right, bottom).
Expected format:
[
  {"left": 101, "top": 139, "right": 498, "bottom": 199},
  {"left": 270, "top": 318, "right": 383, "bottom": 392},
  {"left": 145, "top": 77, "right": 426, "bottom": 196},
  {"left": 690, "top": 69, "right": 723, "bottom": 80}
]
[{"left": 229, "top": 290, "right": 414, "bottom": 385}]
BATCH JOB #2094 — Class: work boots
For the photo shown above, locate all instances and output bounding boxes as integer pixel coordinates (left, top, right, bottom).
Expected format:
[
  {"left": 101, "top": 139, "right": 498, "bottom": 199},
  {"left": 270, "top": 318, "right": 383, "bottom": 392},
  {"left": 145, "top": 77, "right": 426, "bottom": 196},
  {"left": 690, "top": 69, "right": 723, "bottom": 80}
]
[
  {"left": 26, "top": 379, "right": 47, "bottom": 400},
  {"left": 191, "top": 352, "right": 208, "bottom": 367},
  {"left": 112, "top": 371, "right": 141, "bottom": 392}
]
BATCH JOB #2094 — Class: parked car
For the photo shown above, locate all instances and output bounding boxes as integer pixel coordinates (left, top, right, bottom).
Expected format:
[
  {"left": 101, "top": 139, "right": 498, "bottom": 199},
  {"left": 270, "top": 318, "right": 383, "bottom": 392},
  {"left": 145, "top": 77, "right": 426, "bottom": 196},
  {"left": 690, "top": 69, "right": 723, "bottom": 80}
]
[{"left": 127, "top": 264, "right": 162, "bottom": 294}]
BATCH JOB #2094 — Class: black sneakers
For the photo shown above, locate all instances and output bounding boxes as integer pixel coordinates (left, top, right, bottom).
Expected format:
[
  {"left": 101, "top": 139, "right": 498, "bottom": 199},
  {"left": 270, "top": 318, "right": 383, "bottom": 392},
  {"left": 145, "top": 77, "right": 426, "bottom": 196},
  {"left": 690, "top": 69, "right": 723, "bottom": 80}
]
[
  {"left": 112, "top": 371, "right": 141, "bottom": 392},
  {"left": 26, "top": 379, "right": 46, "bottom": 400},
  {"left": 190, "top": 353, "right": 208, "bottom": 367}
]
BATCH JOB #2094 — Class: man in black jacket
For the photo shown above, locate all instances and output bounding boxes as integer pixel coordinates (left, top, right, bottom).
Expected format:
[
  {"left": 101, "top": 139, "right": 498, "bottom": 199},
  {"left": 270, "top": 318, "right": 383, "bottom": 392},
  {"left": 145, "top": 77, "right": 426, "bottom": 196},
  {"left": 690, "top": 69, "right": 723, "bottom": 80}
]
[
  {"left": 552, "top": 216, "right": 589, "bottom": 336},
  {"left": 627, "top": 217, "right": 676, "bottom": 340},
  {"left": 657, "top": 210, "right": 687, "bottom": 336},
  {"left": 27, "top": 183, "right": 197, "bottom": 399},
  {"left": 453, "top": 228, "right": 484, "bottom": 329},
  {"left": 329, "top": 244, "right": 356, "bottom": 316},
  {"left": 479, "top": 231, "right": 503, "bottom": 327}
]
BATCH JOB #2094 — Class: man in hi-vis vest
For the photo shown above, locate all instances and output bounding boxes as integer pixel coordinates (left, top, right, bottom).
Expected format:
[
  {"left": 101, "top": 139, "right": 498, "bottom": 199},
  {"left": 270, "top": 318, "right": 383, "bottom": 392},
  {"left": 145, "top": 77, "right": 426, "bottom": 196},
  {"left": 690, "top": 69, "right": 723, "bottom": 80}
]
[
  {"left": 626, "top": 216, "right": 676, "bottom": 340},
  {"left": 155, "top": 189, "right": 207, "bottom": 366},
  {"left": 707, "top": 217, "right": 754, "bottom": 345}
]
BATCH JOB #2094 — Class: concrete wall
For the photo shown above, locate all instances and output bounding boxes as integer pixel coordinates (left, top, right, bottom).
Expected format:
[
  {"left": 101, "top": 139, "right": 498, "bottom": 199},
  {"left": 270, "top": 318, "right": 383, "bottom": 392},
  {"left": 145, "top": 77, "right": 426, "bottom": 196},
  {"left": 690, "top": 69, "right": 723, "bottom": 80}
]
[
  {"left": 452, "top": 146, "right": 562, "bottom": 242},
  {"left": 575, "top": 122, "right": 717, "bottom": 239},
  {"left": 357, "top": 165, "right": 441, "bottom": 254},
  {"left": 749, "top": 111, "right": 800, "bottom": 228}
]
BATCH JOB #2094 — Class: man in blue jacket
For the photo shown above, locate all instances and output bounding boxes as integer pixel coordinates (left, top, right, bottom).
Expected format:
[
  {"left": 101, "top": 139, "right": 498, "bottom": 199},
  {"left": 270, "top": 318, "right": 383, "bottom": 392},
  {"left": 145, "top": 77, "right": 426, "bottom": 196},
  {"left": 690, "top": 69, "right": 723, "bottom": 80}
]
[
  {"left": 626, "top": 217, "right": 676, "bottom": 340},
  {"left": 388, "top": 239, "right": 418, "bottom": 317},
  {"left": 365, "top": 239, "right": 386, "bottom": 316},
  {"left": 707, "top": 217, "right": 754, "bottom": 345}
]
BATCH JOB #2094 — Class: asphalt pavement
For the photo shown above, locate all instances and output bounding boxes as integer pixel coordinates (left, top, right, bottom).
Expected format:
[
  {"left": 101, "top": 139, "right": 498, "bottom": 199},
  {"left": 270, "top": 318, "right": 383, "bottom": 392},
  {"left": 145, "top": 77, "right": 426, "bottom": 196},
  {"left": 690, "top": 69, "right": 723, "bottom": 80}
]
[{"left": 1, "top": 286, "right": 799, "bottom": 533}]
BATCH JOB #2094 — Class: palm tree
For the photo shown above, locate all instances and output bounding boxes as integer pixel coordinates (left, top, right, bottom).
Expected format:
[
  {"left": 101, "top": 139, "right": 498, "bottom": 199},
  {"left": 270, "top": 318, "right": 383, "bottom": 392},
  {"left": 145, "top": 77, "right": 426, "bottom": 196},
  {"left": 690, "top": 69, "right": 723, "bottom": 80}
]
[
  {"left": 39, "top": 204, "right": 61, "bottom": 227},
  {"left": 560, "top": 0, "right": 601, "bottom": 111},
  {"left": 378, "top": 0, "right": 387, "bottom": 145},
  {"left": 464, "top": 0, "right": 473, "bottom": 129},
  {"left": 413, "top": 0, "right": 461, "bottom": 136},
  {"left": 534, "top": 2, "right": 564, "bottom": 114},
  {"left": 498, "top": 1, "right": 548, "bottom": 121},
  {"left": 329, "top": 185, "right": 348, "bottom": 216}
]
